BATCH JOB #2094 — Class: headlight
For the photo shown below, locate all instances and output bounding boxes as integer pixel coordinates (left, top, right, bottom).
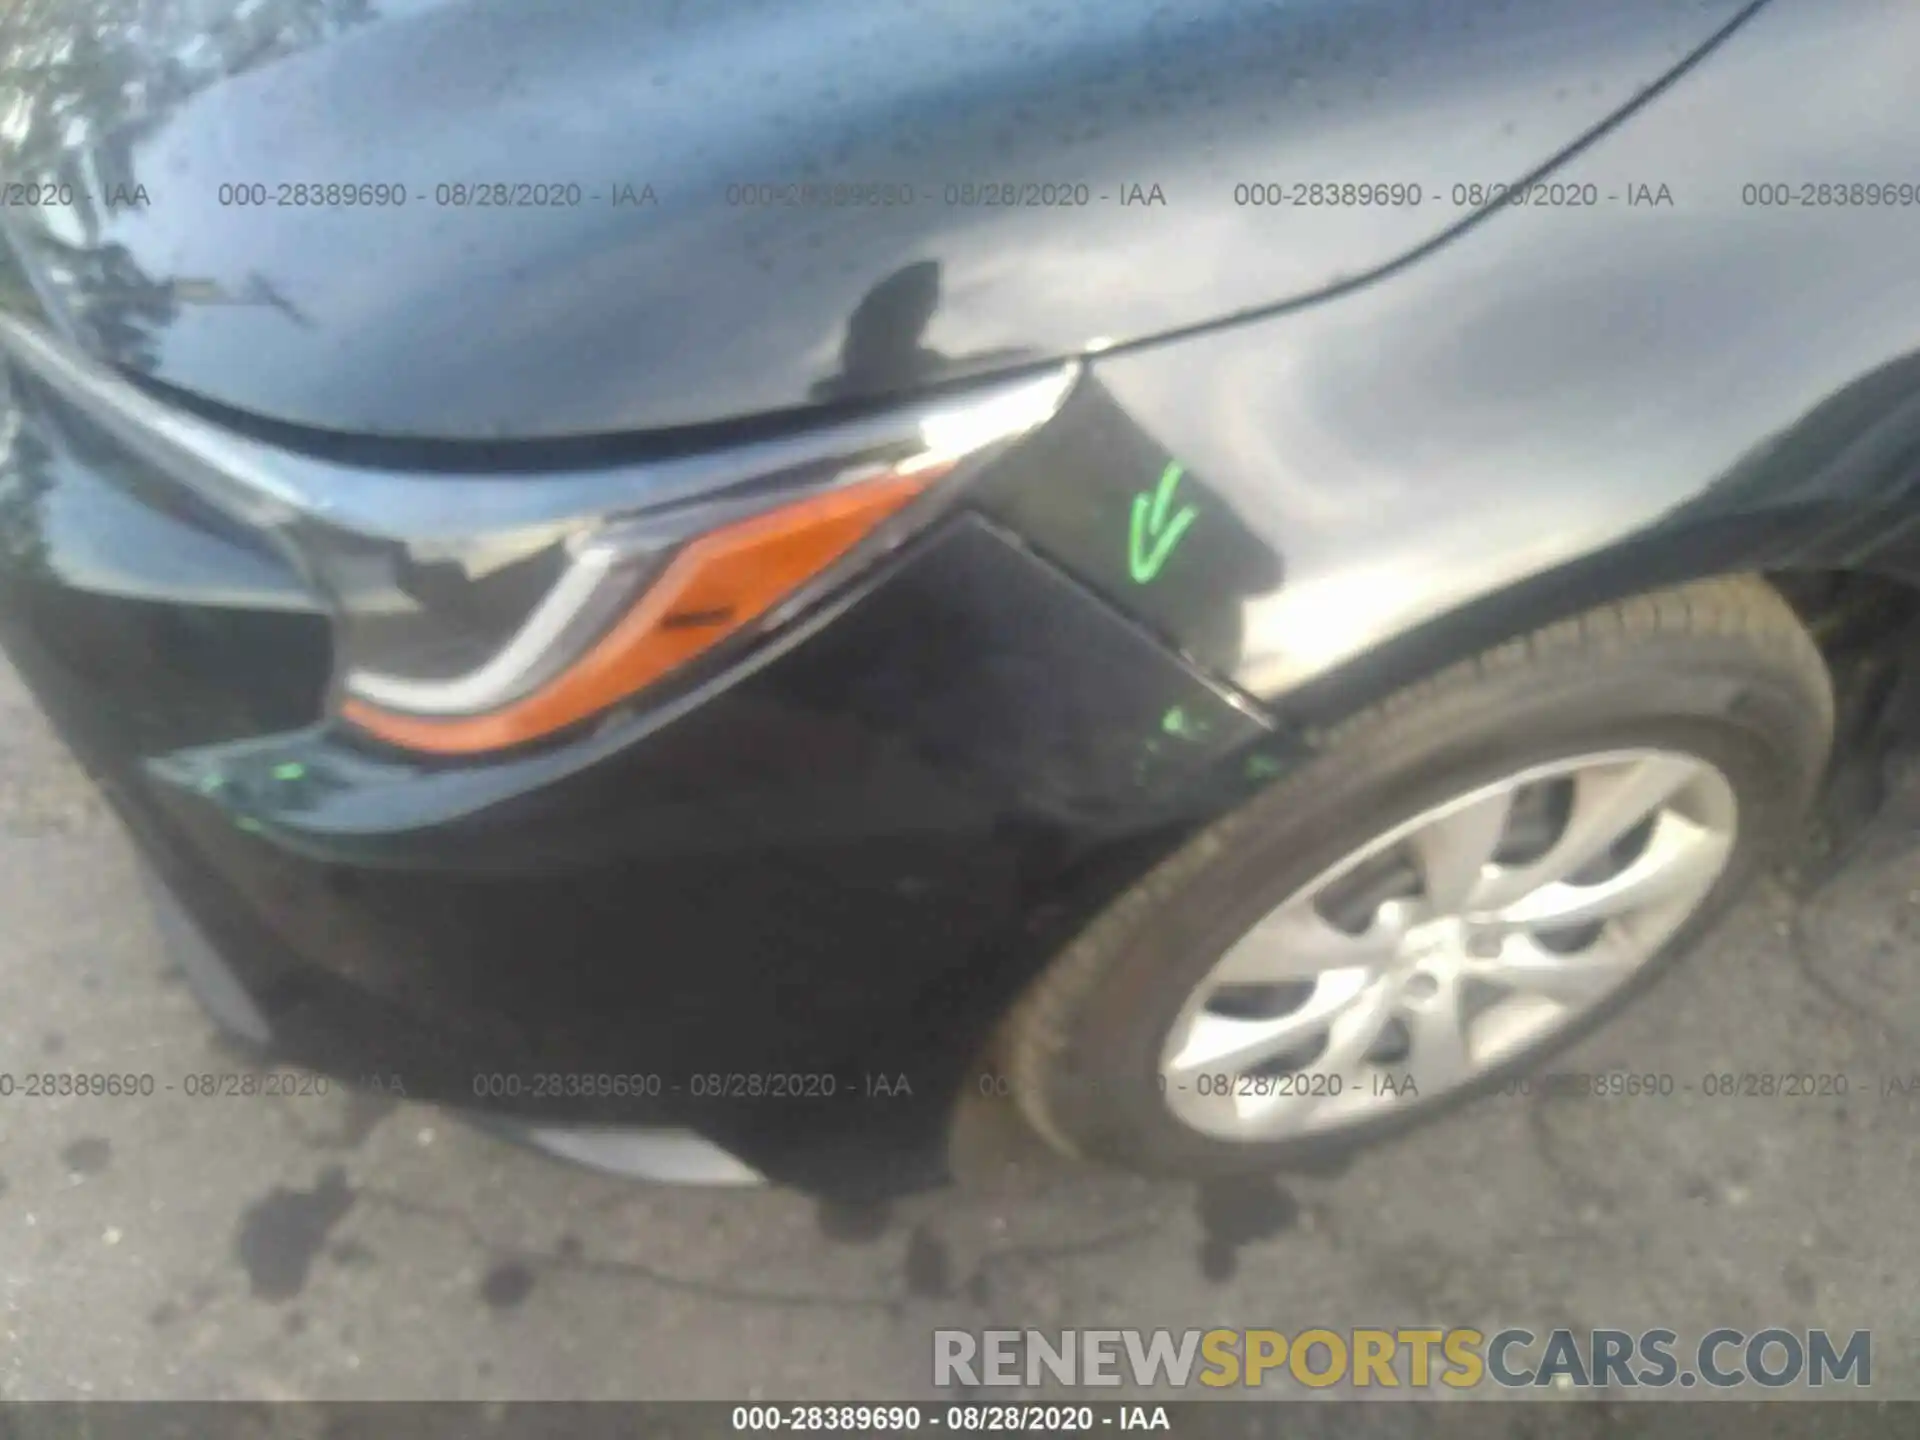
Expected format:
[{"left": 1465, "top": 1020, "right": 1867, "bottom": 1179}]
[
  {"left": 323, "top": 465, "right": 933, "bottom": 753},
  {"left": 0, "top": 313, "right": 1077, "bottom": 754}
]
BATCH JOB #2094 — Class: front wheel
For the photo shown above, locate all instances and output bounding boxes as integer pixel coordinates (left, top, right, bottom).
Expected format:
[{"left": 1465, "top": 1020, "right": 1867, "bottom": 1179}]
[{"left": 994, "top": 575, "right": 1834, "bottom": 1176}]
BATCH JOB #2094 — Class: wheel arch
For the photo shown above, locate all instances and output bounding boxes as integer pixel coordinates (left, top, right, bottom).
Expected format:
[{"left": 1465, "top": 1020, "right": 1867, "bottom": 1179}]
[
  {"left": 1269, "top": 537, "right": 1920, "bottom": 886},
  {"left": 1273, "top": 520, "right": 1920, "bottom": 740}
]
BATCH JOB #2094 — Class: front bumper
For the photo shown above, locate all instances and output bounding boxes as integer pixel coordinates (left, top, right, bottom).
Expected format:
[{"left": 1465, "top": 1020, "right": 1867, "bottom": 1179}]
[
  {"left": 0, "top": 350, "right": 1284, "bottom": 1191},
  {"left": 141, "top": 846, "right": 768, "bottom": 1184}
]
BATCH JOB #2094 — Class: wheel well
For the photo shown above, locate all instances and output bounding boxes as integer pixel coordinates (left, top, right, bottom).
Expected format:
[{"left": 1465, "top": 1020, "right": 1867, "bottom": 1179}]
[
  {"left": 1761, "top": 567, "right": 1920, "bottom": 885},
  {"left": 1764, "top": 567, "right": 1920, "bottom": 749},
  {"left": 1765, "top": 568, "right": 1920, "bottom": 664}
]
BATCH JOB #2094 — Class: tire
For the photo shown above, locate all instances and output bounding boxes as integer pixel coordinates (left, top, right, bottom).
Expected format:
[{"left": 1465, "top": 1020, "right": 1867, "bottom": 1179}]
[{"left": 994, "top": 574, "right": 1834, "bottom": 1177}]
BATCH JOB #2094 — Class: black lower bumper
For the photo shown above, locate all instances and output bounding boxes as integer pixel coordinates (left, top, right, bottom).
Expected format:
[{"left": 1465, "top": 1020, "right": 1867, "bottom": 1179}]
[{"left": 3, "top": 481, "right": 1281, "bottom": 1191}]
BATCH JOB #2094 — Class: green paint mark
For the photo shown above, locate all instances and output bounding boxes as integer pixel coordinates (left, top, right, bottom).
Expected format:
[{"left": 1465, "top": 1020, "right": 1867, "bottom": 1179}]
[
  {"left": 235, "top": 816, "right": 265, "bottom": 834},
  {"left": 1245, "top": 753, "right": 1284, "bottom": 782},
  {"left": 1128, "top": 462, "right": 1198, "bottom": 584},
  {"left": 271, "top": 762, "right": 307, "bottom": 782},
  {"left": 1161, "top": 705, "right": 1207, "bottom": 741}
]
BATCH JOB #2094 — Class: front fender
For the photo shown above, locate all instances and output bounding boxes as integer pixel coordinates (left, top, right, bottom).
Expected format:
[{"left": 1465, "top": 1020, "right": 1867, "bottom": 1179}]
[{"left": 976, "top": 0, "right": 1920, "bottom": 723}]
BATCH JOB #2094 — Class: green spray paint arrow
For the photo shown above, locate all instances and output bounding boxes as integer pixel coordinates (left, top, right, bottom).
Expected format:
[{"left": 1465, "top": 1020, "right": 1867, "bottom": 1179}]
[{"left": 1128, "top": 462, "right": 1198, "bottom": 584}]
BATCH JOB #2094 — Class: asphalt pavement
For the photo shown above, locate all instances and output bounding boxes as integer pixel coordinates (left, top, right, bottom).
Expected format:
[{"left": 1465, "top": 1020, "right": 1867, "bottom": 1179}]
[{"left": 1, "top": 655, "right": 1916, "bottom": 1404}]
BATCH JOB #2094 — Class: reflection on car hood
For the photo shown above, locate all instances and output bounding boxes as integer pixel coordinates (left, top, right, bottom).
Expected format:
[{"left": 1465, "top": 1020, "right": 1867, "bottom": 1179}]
[{"left": 0, "top": 0, "right": 1756, "bottom": 441}]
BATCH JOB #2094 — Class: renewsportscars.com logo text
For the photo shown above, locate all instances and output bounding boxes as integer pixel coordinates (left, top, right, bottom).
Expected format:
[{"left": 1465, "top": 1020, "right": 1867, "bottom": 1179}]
[{"left": 932, "top": 1328, "right": 1871, "bottom": 1391}]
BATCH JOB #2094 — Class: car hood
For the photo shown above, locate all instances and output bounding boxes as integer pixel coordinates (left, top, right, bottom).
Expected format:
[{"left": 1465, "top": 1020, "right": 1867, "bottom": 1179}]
[{"left": 0, "top": 0, "right": 1756, "bottom": 442}]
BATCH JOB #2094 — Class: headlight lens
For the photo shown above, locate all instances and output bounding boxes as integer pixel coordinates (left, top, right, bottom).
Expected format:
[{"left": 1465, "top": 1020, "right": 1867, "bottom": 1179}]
[
  {"left": 0, "top": 309, "right": 1076, "bottom": 755},
  {"left": 331, "top": 467, "right": 930, "bottom": 753},
  {"left": 319, "top": 365, "right": 1084, "bottom": 754}
]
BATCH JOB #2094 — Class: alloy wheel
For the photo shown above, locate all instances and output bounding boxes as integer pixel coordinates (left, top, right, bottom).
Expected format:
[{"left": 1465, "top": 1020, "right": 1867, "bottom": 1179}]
[{"left": 1158, "top": 749, "right": 1739, "bottom": 1142}]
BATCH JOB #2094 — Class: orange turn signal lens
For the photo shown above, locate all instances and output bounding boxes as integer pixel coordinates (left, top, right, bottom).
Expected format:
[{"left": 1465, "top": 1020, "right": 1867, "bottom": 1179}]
[{"left": 339, "top": 470, "right": 932, "bottom": 754}]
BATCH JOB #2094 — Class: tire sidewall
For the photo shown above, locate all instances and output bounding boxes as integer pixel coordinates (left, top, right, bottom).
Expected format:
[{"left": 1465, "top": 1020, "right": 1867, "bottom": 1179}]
[{"left": 1031, "top": 644, "right": 1825, "bottom": 1175}]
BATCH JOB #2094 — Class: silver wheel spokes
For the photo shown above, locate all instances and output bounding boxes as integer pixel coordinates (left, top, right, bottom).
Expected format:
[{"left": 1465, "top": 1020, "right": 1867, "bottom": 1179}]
[{"left": 1160, "top": 750, "right": 1738, "bottom": 1142}]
